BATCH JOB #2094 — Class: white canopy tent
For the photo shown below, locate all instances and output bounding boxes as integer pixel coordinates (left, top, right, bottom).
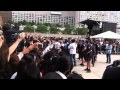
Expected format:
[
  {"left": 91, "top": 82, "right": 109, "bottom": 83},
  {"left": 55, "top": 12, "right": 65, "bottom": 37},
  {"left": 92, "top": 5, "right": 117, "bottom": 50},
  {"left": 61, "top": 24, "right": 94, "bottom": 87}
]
[{"left": 91, "top": 31, "right": 120, "bottom": 39}]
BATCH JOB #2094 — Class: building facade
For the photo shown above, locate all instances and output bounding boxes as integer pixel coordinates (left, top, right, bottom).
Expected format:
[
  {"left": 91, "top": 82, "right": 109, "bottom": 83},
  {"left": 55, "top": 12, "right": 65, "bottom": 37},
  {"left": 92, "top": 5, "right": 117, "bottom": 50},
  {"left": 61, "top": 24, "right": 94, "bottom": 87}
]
[
  {"left": 0, "top": 11, "right": 12, "bottom": 23},
  {"left": 12, "top": 11, "right": 75, "bottom": 26},
  {"left": 75, "top": 11, "right": 120, "bottom": 28},
  {"left": 12, "top": 11, "right": 120, "bottom": 29}
]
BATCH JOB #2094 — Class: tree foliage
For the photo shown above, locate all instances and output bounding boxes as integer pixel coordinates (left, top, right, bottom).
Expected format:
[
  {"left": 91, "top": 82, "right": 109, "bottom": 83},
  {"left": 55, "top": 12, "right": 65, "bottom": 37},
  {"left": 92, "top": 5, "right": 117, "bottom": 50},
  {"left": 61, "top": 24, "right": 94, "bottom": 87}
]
[
  {"left": 6, "top": 19, "right": 14, "bottom": 24},
  {"left": 50, "top": 26, "right": 60, "bottom": 34},
  {"left": 36, "top": 24, "right": 48, "bottom": 33},
  {"left": 24, "top": 25, "right": 34, "bottom": 32},
  {"left": 63, "top": 24, "right": 74, "bottom": 34},
  {"left": 74, "top": 27, "right": 88, "bottom": 35}
]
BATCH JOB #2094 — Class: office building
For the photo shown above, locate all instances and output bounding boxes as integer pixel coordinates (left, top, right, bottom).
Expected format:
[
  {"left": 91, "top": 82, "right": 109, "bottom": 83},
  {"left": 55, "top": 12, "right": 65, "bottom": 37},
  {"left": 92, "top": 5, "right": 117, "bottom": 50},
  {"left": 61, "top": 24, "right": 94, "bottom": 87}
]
[
  {"left": 75, "top": 11, "right": 120, "bottom": 28},
  {"left": 12, "top": 11, "right": 75, "bottom": 26}
]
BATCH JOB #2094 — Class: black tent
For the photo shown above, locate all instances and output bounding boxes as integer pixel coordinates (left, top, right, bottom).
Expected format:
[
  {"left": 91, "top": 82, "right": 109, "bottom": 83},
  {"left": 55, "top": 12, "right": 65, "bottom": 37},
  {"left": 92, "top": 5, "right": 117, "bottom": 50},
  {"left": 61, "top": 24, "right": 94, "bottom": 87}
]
[
  {"left": 79, "top": 19, "right": 100, "bottom": 37},
  {"left": 80, "top": 19, "right": 99, "bottom": 25}
]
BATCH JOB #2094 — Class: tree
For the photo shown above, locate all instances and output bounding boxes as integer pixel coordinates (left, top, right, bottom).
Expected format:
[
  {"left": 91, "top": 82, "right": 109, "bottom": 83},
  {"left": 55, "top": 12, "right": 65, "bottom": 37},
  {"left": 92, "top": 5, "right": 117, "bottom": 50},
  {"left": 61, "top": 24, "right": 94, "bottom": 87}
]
[
  {"left": 74, "top": 27, "right": 88, "bottom": 35},
  {"left": 17, "top": 21, "right": 23, "bottom": 25},
  {"left": 30, "top": 21, "right": 35, "bottom": 26},
  {"left": 22, "top": 20, "right": 28, "bottom": 25},
  {"left": 63, "top": 24, "right": 74, "bottom": 34},
  {"left": 44, "top": 23, "right": 51, "bottom": 27},
  {"left": 55, "top": 23, "right": 62, "bottom": 27},
  {"left": 50, "top": 26, "right": 60, "bottom": 34},
  {"left": 36, "top": 24, "right": 48, "bottom": 33},
  {"left": 37, "top": 22, "right": 42, "bottom": 25},
  {"left": 7, "top": 19, "right": 14, "bottom": 24},
  {"left": 24, "top": 25, "right": 34, "bottom": 32}
]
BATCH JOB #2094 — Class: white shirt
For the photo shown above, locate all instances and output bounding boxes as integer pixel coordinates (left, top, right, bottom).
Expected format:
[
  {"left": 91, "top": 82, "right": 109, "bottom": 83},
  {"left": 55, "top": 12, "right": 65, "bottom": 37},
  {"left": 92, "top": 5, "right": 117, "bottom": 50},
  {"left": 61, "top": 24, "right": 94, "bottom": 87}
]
[
  {"left": 61, "top": 43, "right": 64, "bottom": 47},
  {"left": 17, "top": 52, "right": 24, "bottom": 60},
  {"left": 19, "top": 25, "right": 24, "bottom": 31},
  {"left": 11, "top": 72, "right": 17, "bottom": 79},
  {"left": 43, "top": 45, "right": 51, "bottom": 56},
  {"left": 56, "top": 71, "right": 67, "bottom": 79},
  {"left": 54, "top": 42, "right": 61, "bottom": 49},
  {"left": 68, "top": 43, "right": 77, "bottom": 54},
  {"left": 49, "top": 44, "right": 54, "bottom": 49}
]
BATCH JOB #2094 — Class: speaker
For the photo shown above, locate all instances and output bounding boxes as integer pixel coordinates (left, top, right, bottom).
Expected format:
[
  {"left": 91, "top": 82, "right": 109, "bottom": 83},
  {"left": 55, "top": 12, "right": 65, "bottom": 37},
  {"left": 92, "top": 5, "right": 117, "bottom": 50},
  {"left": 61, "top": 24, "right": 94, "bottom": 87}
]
[{"left": 101, "top": 22, "right": 117, "bottom": 33}]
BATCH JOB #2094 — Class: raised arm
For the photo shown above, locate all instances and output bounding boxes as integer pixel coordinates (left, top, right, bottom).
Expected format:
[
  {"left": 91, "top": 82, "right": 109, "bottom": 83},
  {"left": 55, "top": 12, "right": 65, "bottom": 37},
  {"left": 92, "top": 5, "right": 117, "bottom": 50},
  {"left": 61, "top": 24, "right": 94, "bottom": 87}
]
[
  {"left": 8, "top": 33, "right": 25, "bottom": 61},
  {"left": 17, "top": 43, "right": 39, "bottom": 61}
]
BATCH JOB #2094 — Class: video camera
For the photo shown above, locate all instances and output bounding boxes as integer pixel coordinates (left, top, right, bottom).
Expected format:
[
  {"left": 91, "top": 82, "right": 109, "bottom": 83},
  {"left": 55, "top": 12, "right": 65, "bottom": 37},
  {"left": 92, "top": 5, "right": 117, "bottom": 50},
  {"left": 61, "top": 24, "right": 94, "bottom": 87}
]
[{"left": 2, "top": 23, "right": 21, "bottom": 45}]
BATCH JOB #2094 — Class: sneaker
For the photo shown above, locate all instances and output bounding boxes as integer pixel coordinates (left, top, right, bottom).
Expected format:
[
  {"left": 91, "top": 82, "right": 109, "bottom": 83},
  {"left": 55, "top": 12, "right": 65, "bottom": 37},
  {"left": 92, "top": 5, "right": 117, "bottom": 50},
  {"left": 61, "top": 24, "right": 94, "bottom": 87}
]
[
  {"left": 86, "top": 69, "right": 91, "bottom": 73},
  {"left": 80, "top": 63, "right": 85, "bottom": 66},
  {"left": 84, "top": 68, "right": 88, "bottom": 71}
]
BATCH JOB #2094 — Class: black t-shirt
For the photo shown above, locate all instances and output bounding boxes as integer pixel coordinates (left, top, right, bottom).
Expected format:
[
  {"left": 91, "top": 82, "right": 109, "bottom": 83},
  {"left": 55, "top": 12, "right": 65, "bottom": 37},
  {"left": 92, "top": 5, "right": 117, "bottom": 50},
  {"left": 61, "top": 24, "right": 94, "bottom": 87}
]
[
  {"left": 86, "top": 45, "right": 92, "bottom": 52},
  {"left": 85, "top": 45, "right": 92, "bottom": 56},
  {"left": 78, "top": 44, "right": 85, "bottom": 53},
  {"left": 80, "top": 44, "right": 86, "bottom": 53},
  {"left": 95, "top": 44, "right": 99, "bottom": 51},
  {"left": 102, "top": 66, "right": 120, "bottom": 79}
]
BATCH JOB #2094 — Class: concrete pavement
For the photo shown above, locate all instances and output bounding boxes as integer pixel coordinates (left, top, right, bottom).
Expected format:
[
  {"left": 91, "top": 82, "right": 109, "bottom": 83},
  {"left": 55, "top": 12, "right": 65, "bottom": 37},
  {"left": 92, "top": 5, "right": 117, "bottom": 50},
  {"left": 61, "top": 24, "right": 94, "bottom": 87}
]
[{"left": 73, "top": 54, "right": 120, "bottom": 79}]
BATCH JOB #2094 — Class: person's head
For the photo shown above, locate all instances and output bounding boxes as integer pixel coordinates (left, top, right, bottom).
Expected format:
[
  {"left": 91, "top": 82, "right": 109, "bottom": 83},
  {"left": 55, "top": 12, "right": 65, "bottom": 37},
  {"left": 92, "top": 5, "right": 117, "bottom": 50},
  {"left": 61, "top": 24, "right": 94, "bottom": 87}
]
[
  {"left": 2, "top": 23, "right": 11, "bottom": 33},
  {"left": 55, "top": 56, "right": 73, "bottom": 75},
  {"left": 67, "top": 71, "right": 84, "bottom": 79},
  {"left": 108, "top": 41, "right": 111, "bottom": 45},
  {"left": 85, "top": 41, "right": 89, "bottom": 45},
  {"left": 46, "top": 40, "right": 51, "bottom": 45},
  {"left": 71, "top": 39, "right": 75, "bottom": 43},
  {"left": 88, "top": 41, "right": 92, "bottom": 45},
  {"left": 64, "top": 39, "right": 68, "bottom": 43},
  {"left": 16, "top": 55, "right": 40, "bottom": 79},
  {"left": 60, "top": 40, "right": 63, "bottom": 44}
]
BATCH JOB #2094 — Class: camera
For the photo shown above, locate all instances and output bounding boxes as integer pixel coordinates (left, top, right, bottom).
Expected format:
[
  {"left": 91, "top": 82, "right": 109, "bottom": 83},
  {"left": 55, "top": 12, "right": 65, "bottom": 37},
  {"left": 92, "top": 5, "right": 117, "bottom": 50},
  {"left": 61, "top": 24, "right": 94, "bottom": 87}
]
[
  {"left": 4, "top": 28, "right": 20, "bottom": 44},
  {"left": 2, "top": 23, "right": 22, "bottom": 45}
]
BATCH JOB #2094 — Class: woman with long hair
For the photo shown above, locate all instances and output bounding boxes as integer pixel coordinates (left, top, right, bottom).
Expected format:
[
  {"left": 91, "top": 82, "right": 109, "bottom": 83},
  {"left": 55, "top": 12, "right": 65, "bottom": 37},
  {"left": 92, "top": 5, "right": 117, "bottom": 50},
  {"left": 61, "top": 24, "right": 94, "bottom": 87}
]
[{"left": 0, "top": 29, "right": 25, "bottom": 70}]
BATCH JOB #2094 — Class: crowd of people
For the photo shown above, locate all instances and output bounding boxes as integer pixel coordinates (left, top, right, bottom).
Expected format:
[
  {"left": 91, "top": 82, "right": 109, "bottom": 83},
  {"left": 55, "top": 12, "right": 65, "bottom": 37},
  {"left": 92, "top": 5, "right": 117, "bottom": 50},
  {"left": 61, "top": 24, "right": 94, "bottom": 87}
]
[
  {"left": 0, "top": 22, "right": 120, "bottom": 79},
  {"left": 0, "top": 23, "right": 85, "bottom": 79}
]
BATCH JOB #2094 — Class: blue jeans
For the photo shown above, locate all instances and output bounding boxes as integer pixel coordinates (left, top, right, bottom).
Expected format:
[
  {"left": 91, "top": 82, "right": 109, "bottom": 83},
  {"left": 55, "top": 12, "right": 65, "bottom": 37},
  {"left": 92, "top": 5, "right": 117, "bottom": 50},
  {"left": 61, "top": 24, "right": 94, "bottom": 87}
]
[
  {"left": 70, "top": 54, "right": 76, "bottom": 66},
  {"left": 106, "top": 53, "right": 111, "bottom": 63}
]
